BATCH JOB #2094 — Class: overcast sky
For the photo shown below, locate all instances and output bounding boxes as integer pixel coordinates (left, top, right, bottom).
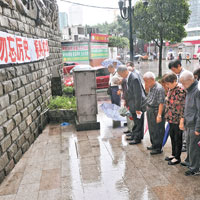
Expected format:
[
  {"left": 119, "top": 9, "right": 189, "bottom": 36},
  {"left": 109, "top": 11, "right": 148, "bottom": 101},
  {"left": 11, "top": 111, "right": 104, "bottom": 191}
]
[{"left": 57, "top": 0, "right": 120, "bottom": 25}]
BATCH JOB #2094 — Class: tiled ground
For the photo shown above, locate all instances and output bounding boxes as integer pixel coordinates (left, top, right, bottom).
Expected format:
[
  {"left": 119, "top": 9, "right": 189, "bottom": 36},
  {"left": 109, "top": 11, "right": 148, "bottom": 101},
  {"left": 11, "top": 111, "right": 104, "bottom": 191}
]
[{"left": 0, "top": 101, "right": 200, "bottom": 200}]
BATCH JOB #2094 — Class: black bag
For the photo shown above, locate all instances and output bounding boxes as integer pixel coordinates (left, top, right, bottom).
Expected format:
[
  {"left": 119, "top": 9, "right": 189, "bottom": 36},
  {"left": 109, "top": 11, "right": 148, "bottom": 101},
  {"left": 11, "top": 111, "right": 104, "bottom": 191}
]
[{"left": 107, "top": 86, "right": 111, "bottom": 95}]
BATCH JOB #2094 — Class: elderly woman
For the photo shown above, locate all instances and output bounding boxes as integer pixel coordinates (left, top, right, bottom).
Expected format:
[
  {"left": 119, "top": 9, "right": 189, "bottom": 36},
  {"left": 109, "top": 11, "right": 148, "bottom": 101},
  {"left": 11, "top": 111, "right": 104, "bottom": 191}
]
[{"left": 164, "top": 73, "right": 186, "bottom": 165}]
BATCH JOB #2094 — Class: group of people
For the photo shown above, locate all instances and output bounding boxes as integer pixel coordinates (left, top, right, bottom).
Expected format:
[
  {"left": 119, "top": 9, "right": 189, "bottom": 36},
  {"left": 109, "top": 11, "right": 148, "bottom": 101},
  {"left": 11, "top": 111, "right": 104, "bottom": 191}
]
[{"left": 107, "top": 59, "right": 200, "bottom": 176}]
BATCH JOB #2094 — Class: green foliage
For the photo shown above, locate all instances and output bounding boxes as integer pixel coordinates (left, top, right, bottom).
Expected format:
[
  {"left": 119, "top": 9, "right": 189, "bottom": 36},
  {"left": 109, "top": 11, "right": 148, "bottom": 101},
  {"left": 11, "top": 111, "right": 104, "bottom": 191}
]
[
  {"left": 48, "top": 96, "right": 76, "bottom": 110},
  {"left": 108, "top": 36, "right": 129, "bottom": 48},
  {"left": 133, "top": 0, "right": 190, "bottom": 76},
  {"left": 62, "top": 86, "right": 74, "bottom": 94}
]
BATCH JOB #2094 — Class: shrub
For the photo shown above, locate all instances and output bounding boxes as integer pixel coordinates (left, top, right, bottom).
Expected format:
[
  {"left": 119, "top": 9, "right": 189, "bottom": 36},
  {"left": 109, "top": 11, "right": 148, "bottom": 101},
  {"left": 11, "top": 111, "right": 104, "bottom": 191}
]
[
  {"left": 62, "top": 86, "right": 74, "bottom": 94},
  {"left": 48, "top": 96, "right": 76, "bottom": 110}
]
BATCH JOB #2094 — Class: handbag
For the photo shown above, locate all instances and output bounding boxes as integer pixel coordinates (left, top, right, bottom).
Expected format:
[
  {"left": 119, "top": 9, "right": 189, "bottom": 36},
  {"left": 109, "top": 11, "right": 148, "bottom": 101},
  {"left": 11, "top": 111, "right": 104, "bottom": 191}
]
[{"left": 107, "top": 86, "right": 111, "bottom": 95}]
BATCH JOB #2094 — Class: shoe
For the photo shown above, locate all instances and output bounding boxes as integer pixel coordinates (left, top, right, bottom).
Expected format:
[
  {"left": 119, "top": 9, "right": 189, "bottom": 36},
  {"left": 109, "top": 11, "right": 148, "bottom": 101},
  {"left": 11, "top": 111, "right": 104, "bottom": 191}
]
[
  {"left": 147, "top": 146, "right": 153, "bottom": 150},
  {"left": 185, "top": 169, "right": 200, "bottom": 176},
  {"left": 126, "top": 133, "right": 132, "bottom": 137},
  {"left": 165, "top": 156, "right": 174, "bottom": 161},
  {"left": 180, "top": 161, "right": 189, "bottom": 167},
  {"left": 123, "top": 130, "right": 131, "bottom": 134},
  {"left": 126, "top": 137, "right": 134, "bottom": 141},
  {"left": 181, "top": 147, "right": 187, "bottom": 152},
  {"left": 150, "top": 149, "right": 163, "bottom": 155},
  {"left": 168, "top": 159, "right": 181, "bottom": 165},
  {"left": 129, "top": 140, "right": 141, "bottom": 145}
]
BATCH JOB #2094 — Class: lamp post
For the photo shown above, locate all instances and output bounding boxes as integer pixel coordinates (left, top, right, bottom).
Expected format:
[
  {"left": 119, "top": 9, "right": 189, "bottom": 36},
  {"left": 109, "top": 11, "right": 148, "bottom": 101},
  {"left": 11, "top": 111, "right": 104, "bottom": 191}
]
[{"left": 118, "top": 0, "right": 148, "bottom": 62}]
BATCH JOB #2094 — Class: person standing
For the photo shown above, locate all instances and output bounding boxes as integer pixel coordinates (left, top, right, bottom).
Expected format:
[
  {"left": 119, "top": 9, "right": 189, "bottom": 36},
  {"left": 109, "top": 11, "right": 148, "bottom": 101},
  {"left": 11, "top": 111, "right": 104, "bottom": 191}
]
[
  {"left": 180, "top": 70, "right": 200, "bottom": 176},
  {"left": 143, "top": 72, "right": 166, "bottom": 155},
  {"left": 186, "top": 54, "right": 191, "bottom": 64},
  {"left": 117, "top": 66, "right": 146, "bottom": 145},
  {"left": 107, "top": 64, "right": 121, "bottom": 106},
  {"left": 168, "top": 59, "right": 187, "bottom": 152},
  {"left": 164, "top": 73, "right": 186, "bottom": 165}
]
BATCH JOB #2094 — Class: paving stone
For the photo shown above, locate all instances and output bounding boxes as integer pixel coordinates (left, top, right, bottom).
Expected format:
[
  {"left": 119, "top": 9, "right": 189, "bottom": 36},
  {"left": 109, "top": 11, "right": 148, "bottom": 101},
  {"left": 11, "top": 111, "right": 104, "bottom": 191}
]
[
  {"left": 20, "top": 108, "right": 28, "bottom": 119},
  {"left": 17, "top": 134, "right": 25, "bottom": 148},
  {"left": 0, "top": 83, "right": 3, "bottom": 96},
  {"left": 0, "top": 170, "right": 5, "bottom": 184},
  {"left": 5, "top": 159, "right": 15, "bottom": 175},
  {"left": 2, "top": 80, "right": 14, "bottom": 94},
  {"left": 10, "top": 128, "right": 20, "bottom": 142},
  {"left": 8, "top": 18, "right": 18, "bottom": 30},
  {"left": 18, "top": 121, "right": 27, "bottom": 134},
  {"left": 0, "top": 15, "right": 9, "bottom": 28},
  {"left": 12, "top": 78, "right": 21, "bottom": 90},
  {"left": 0, "top": 135, "right": 12, "bottom": 153},
  {"left": 23, "top": 96, "right": 30, "bottom": 107},
  {"left": 9, "top": 90, "right": 18, "bottom": 104},
  {"left": 26, "top": 115, "right": 32, "bottom": 126},
  {"left": 2, "top": 7, "right": 11, "bottom": 17},
  {"left": 20, "top": 75, "right": 28, "bottom": 85},
  {"left": 0, "top": 153, "right": 9, "bottom": 171},
  {"left": 7, "top": 143, "right": 18, "bottom": 159},
  {"left": 6, "top": 105, "right": 17, "bottom": 119},
  {"left": 13, "top": 113, "right": 22, "bottom": 126},
  {"left": 29, "top": 92, "right": 35, "bottom": 102},
  {"left": 18, "top": 21, "right": 24, "bottom": 32},
  {"left": 0, "top": 95, "right": 9, "bottom": 110},
  {"left": 0, "top": 110, "right": 7, "bottom": 125},
  {"left": 0, "top": 127, "right": 5, "bottom": 141},
  {"left": 22, "top": 141, "right": 29, "bottom": 154},
  {"left": 27, "top": 103, "right": 34, "bottom": 114},
  {"left": 17, "top": 87, "right": 26, "bottom": 99},
  {"left": 15, "top": 99, "right": 24, "bottom": 112},
  {"left": 3, "top": 119, "right": 15, "bottom": 134},
  {"left": 25, "top": 84, "right": 32, "bottom": 95},
  {"left": 14, "top": 149, "right": 22, "bottom": 164}
]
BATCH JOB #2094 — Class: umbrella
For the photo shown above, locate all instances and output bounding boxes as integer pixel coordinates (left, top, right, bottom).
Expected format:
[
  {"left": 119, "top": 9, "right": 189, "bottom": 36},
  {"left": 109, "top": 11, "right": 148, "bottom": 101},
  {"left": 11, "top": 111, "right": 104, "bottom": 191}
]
[
  {"left": 134, "top": 54, "right": 142, "bottom": 58},
  {"left": 101, "top": 59, "right": 122, "bottom": 67},
  {"left": 162, "top": 123, "right": 170, "bottom": 147},
  {"left": 100, "top": 103, "right": 126, "bottom": 121}
]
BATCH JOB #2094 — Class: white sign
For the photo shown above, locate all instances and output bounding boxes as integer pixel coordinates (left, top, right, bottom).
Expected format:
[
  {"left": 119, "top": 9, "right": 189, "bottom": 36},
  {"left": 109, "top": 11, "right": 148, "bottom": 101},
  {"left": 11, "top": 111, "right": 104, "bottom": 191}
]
[{"left": 0, "top": 31, "right": 49, "bottom": 65}]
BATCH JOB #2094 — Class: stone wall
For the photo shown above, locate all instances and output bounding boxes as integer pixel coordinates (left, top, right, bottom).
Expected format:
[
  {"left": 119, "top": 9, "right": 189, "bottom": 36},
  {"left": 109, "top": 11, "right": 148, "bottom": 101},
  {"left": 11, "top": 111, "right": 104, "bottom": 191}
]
[{"left": 0, "top": 1, "right": 63, "bottom": 183}]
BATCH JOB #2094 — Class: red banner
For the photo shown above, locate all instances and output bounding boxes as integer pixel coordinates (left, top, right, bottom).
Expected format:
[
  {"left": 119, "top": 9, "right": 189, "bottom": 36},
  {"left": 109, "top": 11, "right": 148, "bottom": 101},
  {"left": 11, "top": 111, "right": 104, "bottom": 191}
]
[
  {"left": 0, "top": 31, "right": 49, "bottom": 65},
  {"left": 91, "top": 33, "right": 109, "bottom": 43}
]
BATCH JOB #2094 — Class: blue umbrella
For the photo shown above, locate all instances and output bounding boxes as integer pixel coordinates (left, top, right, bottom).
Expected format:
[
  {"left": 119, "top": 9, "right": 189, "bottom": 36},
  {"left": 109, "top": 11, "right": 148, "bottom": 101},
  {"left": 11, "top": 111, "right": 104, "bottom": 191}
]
[
  {"left": 101, "top": 59, "right": 122, "bottom": 67},
  {"left": 162, "top": 123, "right": 170, "bottom": 147}
]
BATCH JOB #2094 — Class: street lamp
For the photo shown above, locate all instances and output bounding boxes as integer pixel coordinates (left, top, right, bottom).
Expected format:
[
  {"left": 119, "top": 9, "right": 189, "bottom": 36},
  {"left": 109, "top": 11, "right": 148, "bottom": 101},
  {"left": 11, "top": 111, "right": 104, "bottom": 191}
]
[{"left": 118, "top": 0, "right": 148, "bottom": 62}]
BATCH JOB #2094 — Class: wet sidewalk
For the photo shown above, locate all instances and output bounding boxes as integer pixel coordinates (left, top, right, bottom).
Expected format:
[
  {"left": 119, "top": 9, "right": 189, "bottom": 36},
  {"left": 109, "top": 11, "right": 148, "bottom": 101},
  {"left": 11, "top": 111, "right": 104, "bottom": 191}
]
[{"left": 0, "top": 101, "right": 200, "bottom": 200}]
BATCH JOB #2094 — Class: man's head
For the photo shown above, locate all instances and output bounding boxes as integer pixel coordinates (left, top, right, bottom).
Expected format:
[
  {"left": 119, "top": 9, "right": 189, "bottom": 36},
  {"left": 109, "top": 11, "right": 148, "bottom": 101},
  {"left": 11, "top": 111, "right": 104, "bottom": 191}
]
[
  {"left": 143, "top": 72, "right": 156, "bottom": 89},
  {"left": 180, "top": 70, "right": 195, "bottom": 89},
  {"left": 193, "top": 68, "right": 200, "bottom": 81},
  {"left": 108, "top": 64, "right": 115, "bottom": 74},
  {"left": 168, "top": 59, "right": 182, "bottom": 74},
  {"left": 113, "top": 61, "right": 118, "bottom": 68},
  {"left": 117, "top": 65, "right": 129, "bottom": 78},
  {"left": 126, "top": 61, "right": 134, "bottom": 68}
]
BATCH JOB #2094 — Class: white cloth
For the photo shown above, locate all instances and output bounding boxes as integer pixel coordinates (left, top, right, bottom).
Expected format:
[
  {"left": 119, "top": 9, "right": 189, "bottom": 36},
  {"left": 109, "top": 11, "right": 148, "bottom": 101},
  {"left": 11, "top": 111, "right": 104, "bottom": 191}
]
[{"left": 109, "top": 71, "right": 122, "bottom": 89}]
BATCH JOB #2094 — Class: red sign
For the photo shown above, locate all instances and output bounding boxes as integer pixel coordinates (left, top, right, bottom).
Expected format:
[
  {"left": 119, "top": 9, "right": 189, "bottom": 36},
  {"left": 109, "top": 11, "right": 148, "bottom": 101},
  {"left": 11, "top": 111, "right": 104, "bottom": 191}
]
[
  {"left": 0, "top": 31, "right": 49, "bottom": 65},
  {"left": 91, "top": 33, "right": 109, "bottom": 43}
]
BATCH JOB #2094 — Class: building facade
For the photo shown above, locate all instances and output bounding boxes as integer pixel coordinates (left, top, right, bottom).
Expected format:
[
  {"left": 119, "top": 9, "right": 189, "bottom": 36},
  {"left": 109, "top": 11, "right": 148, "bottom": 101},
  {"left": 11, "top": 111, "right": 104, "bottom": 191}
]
[{"left": 59, "top": 12, "right": 68, "bottom": 30}]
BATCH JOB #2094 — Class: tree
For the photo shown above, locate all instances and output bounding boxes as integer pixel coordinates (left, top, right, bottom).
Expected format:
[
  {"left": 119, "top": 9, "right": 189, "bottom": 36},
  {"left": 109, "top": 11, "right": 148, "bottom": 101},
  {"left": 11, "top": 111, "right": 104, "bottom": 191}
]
[
  {"left": 133, "top": 0, "right": 190, "bottom": 76},
  {"left": 108, "top": 36, "right": 129, "bottom": 49}
]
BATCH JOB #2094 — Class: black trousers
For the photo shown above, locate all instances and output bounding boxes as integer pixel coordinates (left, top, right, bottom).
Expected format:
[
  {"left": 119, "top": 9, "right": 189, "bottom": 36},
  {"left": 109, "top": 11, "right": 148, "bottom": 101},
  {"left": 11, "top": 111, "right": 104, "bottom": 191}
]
[
  {"left": 169, "top": 123, "right": 183, "bottom": 160},
  {"left": 131, "top": 112, "right": 144, "bottom": 141}
]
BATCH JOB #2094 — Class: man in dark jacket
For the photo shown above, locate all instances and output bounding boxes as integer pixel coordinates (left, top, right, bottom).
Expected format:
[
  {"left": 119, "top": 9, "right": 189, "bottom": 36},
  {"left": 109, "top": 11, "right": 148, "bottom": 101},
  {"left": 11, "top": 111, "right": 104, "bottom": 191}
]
[
  {"left": 180, "top": 70, "right": 200, "bottom": 176},
  {"left": 117, "top": 66, "right": 146, "bottom": 145}
]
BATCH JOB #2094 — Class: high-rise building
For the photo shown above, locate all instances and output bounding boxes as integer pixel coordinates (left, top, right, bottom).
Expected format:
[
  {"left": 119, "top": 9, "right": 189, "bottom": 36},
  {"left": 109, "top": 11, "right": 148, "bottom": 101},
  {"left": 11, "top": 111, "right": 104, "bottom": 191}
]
[
  {"left": 59, "top": 12, "right": 68, "bottom": 31},
  {"left": 68, "top": 5, "right": 83, "bottom": 26}
]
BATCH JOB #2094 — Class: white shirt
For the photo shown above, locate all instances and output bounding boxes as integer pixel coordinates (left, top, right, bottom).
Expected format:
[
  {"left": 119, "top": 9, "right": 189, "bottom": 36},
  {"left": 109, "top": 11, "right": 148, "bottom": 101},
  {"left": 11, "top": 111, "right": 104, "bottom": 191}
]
[{"left": 109, "top": 71, "right": 121, "bottom": 86}]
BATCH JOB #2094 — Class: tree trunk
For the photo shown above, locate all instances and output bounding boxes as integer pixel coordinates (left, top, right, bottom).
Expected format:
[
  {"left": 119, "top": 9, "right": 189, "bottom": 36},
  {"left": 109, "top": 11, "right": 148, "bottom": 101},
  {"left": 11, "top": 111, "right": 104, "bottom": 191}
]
[{"left": 158, "top": 39, "right": 163, "bottom": 77}]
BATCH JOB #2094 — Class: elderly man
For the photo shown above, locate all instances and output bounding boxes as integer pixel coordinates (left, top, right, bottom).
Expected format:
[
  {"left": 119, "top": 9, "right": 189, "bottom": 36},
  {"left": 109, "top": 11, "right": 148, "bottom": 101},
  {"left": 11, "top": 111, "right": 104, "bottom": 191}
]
[
  {"left": 180, "top": 70, "right": 200, "bottom": 176},
  {"left": 169, "top": 59, "right": 187, "bottom": 152},
  {"left": 143, "top": 72, "right": 165, "bottom": 155},
  {"left": 117, "top": 66, "right": 146, "bottom": 144}
]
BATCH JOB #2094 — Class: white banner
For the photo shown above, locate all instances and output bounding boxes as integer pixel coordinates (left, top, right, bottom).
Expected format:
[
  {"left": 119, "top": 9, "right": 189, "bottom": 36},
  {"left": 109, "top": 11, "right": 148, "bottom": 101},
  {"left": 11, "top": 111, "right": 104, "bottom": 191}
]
[{"left": 0, "top": 31, "right": 49, "bottom": 65}]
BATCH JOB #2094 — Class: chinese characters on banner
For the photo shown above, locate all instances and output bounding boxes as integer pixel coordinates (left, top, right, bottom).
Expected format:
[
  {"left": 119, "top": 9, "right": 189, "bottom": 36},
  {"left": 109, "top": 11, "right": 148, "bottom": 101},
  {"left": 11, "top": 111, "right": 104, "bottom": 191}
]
[{"left": 0, "top": 31, "right": 49, "bottom": 65}]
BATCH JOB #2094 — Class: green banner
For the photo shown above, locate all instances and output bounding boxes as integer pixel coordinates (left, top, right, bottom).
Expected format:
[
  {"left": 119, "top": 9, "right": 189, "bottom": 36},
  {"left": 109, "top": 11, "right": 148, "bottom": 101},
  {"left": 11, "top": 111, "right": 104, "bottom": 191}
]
[
  {"left": 62, "top": 43, "right": 89, "bottom": 62},
  {"left": 91, "top": 43, "right": 108, "bottom": 59}
]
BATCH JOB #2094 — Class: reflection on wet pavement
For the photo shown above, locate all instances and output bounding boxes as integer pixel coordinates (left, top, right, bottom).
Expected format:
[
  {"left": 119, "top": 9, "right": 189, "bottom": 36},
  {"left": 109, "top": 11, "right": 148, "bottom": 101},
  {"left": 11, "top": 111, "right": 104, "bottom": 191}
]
[{"left": 1, "top": 60, "right": 200, "bottom": 199}]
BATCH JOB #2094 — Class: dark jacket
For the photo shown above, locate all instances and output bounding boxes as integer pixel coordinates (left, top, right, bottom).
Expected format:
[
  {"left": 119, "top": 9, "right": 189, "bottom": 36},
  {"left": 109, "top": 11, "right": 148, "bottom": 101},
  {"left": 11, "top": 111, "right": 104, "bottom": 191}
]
[
  {"left": 184, "top": 80, "right": 200, "bottom": 132},
  {"left": 127, "top": 72, "right": 146, "bottom": 113}
]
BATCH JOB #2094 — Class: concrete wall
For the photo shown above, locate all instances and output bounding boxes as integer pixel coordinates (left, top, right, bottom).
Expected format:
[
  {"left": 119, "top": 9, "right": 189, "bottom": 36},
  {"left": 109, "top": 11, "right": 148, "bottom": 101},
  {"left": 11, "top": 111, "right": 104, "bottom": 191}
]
[{"left": 0, "top": 1, "right": 62, "bottom": 183}]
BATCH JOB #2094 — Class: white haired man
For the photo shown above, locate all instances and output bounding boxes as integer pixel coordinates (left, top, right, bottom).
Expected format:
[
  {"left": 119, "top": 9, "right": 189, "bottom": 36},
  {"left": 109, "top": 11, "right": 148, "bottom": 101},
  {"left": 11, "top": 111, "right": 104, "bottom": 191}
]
[
  {"left": 143, "top": 72, "right": 166, "bottom": 155},
  {"left": 180, "top": 70, "right": 200, "bottom": 176},
  {"left": 117, "top": 66, "right": 146, "bottom": 144}
]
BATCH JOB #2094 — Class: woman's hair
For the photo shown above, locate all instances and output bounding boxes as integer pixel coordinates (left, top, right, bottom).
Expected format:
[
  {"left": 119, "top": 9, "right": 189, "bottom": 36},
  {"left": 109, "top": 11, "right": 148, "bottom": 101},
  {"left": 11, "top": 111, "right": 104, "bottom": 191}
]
[
  {"left": 164, "top": 73, "right": 177, "bottom": 83},
  {"left": 193, "top": 68, "right": 200, "bottom": 81}
]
